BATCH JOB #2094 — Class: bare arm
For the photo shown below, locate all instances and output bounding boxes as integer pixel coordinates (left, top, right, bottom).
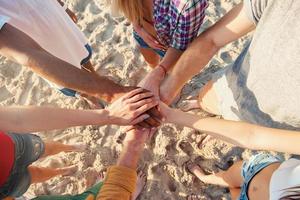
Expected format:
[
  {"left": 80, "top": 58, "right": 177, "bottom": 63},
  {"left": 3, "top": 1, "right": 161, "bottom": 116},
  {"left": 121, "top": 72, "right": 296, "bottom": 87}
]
[
  {"left": 0, "top": 24, "right": 130, "bottom": 103},
  {"left": 162, "top": 104, "right": 300, "bottom": 155},
  {"left": 0, "top": 107, "right": 110, "bottom": 133},
  {"left": 159, "top": 47, "right": 183, "bottom": 71},
  {"left": 160, "top": 3, "right": 256, "bottom": 104},
  {"left": 0, "top": 88, "right": 158, "bottom": 133},
  {"left": 98, "top": 129, "right": 153, "bottom": 200},
  {"left": 137, "top": 47, "right": 183, "bottom": 97}
]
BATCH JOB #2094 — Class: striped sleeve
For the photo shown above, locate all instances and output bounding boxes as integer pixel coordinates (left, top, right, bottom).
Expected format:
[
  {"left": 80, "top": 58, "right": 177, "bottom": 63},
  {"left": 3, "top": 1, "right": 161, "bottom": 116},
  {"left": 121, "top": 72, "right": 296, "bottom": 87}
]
[{"left": 171, "top": 0, "right": 208, "bottom": 50}]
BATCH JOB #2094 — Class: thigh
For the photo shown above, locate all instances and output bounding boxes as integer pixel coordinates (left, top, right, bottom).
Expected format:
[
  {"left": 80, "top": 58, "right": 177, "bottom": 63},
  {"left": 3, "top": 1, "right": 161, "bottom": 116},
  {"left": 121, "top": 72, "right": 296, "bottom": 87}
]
[
  {"left": 221, "top": 161, "right": 244, "bottom": 188},
  {"left": 198, "top": 80, "right": 222, "bottom": 115},
  {"left": 230, "top": 188, "right": 241, "bottom": 200}
]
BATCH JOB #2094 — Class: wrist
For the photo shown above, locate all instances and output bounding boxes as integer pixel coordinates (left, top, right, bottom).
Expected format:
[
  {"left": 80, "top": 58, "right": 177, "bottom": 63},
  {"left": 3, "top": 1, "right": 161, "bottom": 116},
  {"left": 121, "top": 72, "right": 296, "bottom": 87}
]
[
  {"left": 104, "top": 108, "right": 117, "bottom": 125},
  {"left": 158, "top": 64, "right": 167, "bottom": 76},
  {"left": 165, "top": 108, "right": 177, "bottom": 123},
  {"left": 155, "top": 65, "right": 166, "bottom": 81},
  {"left": 123, "top": 140, "right": 144, "bottom": 152}
]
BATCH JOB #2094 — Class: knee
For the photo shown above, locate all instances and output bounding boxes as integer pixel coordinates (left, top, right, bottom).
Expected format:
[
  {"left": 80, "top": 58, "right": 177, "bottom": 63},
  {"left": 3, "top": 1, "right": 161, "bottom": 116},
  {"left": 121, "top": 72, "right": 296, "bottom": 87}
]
[{"left": 198, "top": 81, "right": 221, "bottom": 115}]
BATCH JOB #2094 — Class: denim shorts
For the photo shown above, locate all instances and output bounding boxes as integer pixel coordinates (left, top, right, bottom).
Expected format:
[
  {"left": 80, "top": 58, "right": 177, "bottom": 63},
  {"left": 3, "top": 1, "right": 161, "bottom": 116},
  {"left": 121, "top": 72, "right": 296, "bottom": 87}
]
[
  {"left": 0, "top": 133, "right": 45, "bottom": 198},
  {"left": 133, "top": 31, "right": 166, "bottom": 58},
  {"left": 239, "top": 153, "right": 282, "bottom": 200}
]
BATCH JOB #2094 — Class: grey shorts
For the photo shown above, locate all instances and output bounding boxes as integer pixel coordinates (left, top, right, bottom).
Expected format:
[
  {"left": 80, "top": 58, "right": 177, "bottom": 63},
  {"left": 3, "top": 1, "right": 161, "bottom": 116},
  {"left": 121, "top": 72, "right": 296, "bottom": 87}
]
[
  {"left": 210, "top": 64, "right": 242, "bottom": 121},
  {"left": 0, "top": 133, "right": 45, "bottom": 198},
  {"left": 210, "top": 43, "right": 251, "bottom": 122}
]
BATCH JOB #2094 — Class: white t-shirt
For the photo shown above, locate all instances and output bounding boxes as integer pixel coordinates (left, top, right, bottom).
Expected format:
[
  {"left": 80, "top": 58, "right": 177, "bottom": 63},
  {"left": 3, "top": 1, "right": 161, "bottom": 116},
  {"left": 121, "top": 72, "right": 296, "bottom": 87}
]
[
  {"left": 0, "top": 0, "right": 89, "bottom": 68},
  {"left": 270, "top": 159, "right": 300, "bottom": 199}
]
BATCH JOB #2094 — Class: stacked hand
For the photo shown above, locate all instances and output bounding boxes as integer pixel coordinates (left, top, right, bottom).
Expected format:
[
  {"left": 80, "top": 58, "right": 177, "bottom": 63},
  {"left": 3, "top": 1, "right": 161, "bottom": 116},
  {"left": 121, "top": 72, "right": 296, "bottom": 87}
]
[{"left": 106, "top": 88, "right": 158, "bottom": 126}]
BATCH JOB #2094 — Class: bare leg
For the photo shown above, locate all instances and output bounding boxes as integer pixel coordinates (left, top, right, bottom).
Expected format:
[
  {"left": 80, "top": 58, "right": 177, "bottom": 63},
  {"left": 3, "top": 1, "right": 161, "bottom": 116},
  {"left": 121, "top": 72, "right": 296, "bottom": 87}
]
[
  {"left": 182, "top": 80, "right": 221, "bottom": 114},
  {"left": 131, "top": 171, "right": 147, "bottom": 200},
  {"left": 230, "top": 188, "right": 241, "bottom": 199},
  {"left": 42, "top": 141, "right": 86, "bottom": 158},
  {"left": 186, "top": 160, "right": 244, "bottom": 188},
  {"left": 139, "top": 47, "right": 160, "bottom": 68},
  {"left": 28, "top": 165, "right": 78, "bottom": 183},
  {"left": 179, "top": 99, "right": 200, "bottom": 112}
]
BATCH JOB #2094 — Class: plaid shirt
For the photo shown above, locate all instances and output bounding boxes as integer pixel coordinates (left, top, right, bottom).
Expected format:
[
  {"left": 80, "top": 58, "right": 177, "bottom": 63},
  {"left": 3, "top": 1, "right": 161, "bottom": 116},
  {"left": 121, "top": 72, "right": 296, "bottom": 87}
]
[{"left": 153, "top": 0, "right": 208, "bottom": 50}]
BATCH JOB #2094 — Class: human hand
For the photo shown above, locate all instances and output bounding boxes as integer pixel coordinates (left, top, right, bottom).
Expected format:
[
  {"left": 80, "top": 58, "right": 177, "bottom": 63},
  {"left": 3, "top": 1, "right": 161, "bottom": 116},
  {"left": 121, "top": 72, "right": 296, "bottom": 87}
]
[
  {"left": 66, "top": 8, "right": 78, "bottom": 23},
  {"left": 134, "top": 26, "right": 166, "bottom": 51},
  {"left": 138, "top": 66, "right": 166, "bottom": 98},
  {"left": 107, "top": 88, "right": 158, "bottom": 126}
]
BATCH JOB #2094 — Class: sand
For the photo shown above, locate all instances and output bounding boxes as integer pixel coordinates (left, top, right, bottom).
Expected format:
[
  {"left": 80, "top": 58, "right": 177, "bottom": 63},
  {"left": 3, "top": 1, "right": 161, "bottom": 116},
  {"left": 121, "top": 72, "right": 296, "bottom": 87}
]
[{"left": 0, "top": 0, "right": 285, "bottom": 199}]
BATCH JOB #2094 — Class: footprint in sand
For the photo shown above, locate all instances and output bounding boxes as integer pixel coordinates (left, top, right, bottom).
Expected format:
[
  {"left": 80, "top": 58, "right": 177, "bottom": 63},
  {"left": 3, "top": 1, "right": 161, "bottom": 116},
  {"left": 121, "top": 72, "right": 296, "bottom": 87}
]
[{"left": 178, "top": 140, "right": 194, "bottom": 156}]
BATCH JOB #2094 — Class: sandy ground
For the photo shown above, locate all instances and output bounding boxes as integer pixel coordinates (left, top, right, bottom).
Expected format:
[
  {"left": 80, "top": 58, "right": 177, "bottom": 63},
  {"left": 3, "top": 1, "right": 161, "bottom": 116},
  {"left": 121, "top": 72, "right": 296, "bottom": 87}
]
[{"left": 0, "top": 0, "right": 288, "bottom": 199}]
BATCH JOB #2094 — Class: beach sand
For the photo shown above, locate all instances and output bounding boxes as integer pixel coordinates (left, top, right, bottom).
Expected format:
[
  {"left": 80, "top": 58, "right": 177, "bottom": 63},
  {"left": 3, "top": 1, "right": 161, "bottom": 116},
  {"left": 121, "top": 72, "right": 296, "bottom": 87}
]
[{"left": 0, "top": 0, "right": 288, "bottom": 199}]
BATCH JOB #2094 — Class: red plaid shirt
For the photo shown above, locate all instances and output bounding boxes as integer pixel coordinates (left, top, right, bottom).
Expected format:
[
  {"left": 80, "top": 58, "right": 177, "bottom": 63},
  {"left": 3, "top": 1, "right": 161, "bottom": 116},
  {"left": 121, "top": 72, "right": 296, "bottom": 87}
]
[{"left": 153, "top": 0, "right": 208, "bottom": 50}]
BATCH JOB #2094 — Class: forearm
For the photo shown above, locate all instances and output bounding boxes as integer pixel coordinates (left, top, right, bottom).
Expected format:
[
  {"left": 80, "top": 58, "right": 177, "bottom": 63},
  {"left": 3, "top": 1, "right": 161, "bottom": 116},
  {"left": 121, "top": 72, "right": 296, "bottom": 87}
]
[
  {"left": 0, "top": 106, "right": 112, "bottom": 133},
  {"left": 159, "top": 47, "right": 183, "bottom": 71},
  {"left": 27, "top": 50, "right": 128, "bottom": 102},
  {"left": 169, "top": 109, "right": 300, "bottom": 154},
  {"left": 0, "top": 24, "right": 128, "bottom": 103},
  {"left": 169, "top": 110, "right": 250, "bottom": 146},
  {"left": 117, "top": 140, "right": 144, "bottom": 169},
  {"left": 160, "top": 34, "right": 218, "bottom": 104}
]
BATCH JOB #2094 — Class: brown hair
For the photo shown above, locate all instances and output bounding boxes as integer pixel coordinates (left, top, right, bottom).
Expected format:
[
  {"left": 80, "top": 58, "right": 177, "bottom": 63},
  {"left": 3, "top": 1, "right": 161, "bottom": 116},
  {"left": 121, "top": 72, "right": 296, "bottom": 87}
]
[{"left": 113, "top": 0, "right": 144, "bottom": 24}]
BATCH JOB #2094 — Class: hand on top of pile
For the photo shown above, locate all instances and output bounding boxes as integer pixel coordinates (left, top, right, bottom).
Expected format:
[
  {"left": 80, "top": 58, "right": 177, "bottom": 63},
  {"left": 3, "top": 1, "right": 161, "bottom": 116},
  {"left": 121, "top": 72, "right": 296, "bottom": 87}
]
[{"left": 106, "top": 88, "right": 159, "bottom": 126}]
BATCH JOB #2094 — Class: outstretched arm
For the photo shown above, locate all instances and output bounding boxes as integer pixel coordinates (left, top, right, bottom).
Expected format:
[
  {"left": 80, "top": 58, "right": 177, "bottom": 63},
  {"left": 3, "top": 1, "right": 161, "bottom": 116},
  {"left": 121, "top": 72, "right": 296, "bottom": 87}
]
[
  {"left": 98, "top": 128, "right": 154, "bottom": 200},
  {"left": 0, "top": 24, "right": 130, "bottom": 103},
  {"left": 160, "top": 3, "right": 255, "bottom": 104},
  {"left": 161, "top": 104, "right": 300, "bottom": 155},
  {"left": 0, "top": 88, "right": 158, "bottom": 133}
]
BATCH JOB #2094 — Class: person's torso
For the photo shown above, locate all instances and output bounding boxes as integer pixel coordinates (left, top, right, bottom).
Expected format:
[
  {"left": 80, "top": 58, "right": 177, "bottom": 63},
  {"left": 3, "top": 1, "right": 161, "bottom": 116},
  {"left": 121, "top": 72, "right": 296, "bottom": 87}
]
[
  {"left": 269, "top": 158, "right": 300, "bottom": 199},
  {"left": 0, "top": 131, "right": 15, "bottom": 187},
  {"left": 150, "top": 0, "right": 207, "bottom": 48},
  {"left": 247, "top": 162, "right": 280, "bottom": 200},
  {"left": 231, "top": 0, "right": 300, "bottom": 130},
  {"left": 0, "top": 0, "right": 89, "bottom": 68}
]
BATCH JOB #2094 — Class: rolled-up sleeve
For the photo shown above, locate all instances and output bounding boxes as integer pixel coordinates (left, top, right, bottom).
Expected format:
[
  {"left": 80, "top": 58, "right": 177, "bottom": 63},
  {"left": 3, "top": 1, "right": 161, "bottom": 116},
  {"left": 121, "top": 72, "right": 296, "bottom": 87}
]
[
  {"left": 0, "top": 15, "right": 9, "bottom": 30},
  {"left": 171, "top": 0, "right": 208, "bottom": 50},
  {"left": 243, "top": 0, "right": 269, "bottom": 25},
  {"left": 97, "top": 166, "right": 137, "bottom": 200}
]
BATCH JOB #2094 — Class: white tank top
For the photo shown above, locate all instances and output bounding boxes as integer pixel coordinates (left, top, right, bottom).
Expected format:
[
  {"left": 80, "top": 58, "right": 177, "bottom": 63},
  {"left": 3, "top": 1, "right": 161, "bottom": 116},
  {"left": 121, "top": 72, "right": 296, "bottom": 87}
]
[
  {"left": 270, "top": 158, "right": 300, "bottom": 199},
  {"left": 0, "top": 0, "right": 89, "bottom": 68}
]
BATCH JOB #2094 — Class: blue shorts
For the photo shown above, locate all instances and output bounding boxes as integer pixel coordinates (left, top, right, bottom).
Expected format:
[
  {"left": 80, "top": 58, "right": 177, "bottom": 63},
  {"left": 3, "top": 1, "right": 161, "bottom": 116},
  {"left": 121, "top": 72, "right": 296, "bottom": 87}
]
[
  {"left": 239, "top": 153, "right": 282, "bottom": 200},
  {"left": 59, "top": 44, "right": 93, "bottom": 97},
  {"left": 0, "top": 133, "right": 45, "bottom": 198},
  {"left": 133, "top": 31, "right": 166, "bottom": 58}
]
